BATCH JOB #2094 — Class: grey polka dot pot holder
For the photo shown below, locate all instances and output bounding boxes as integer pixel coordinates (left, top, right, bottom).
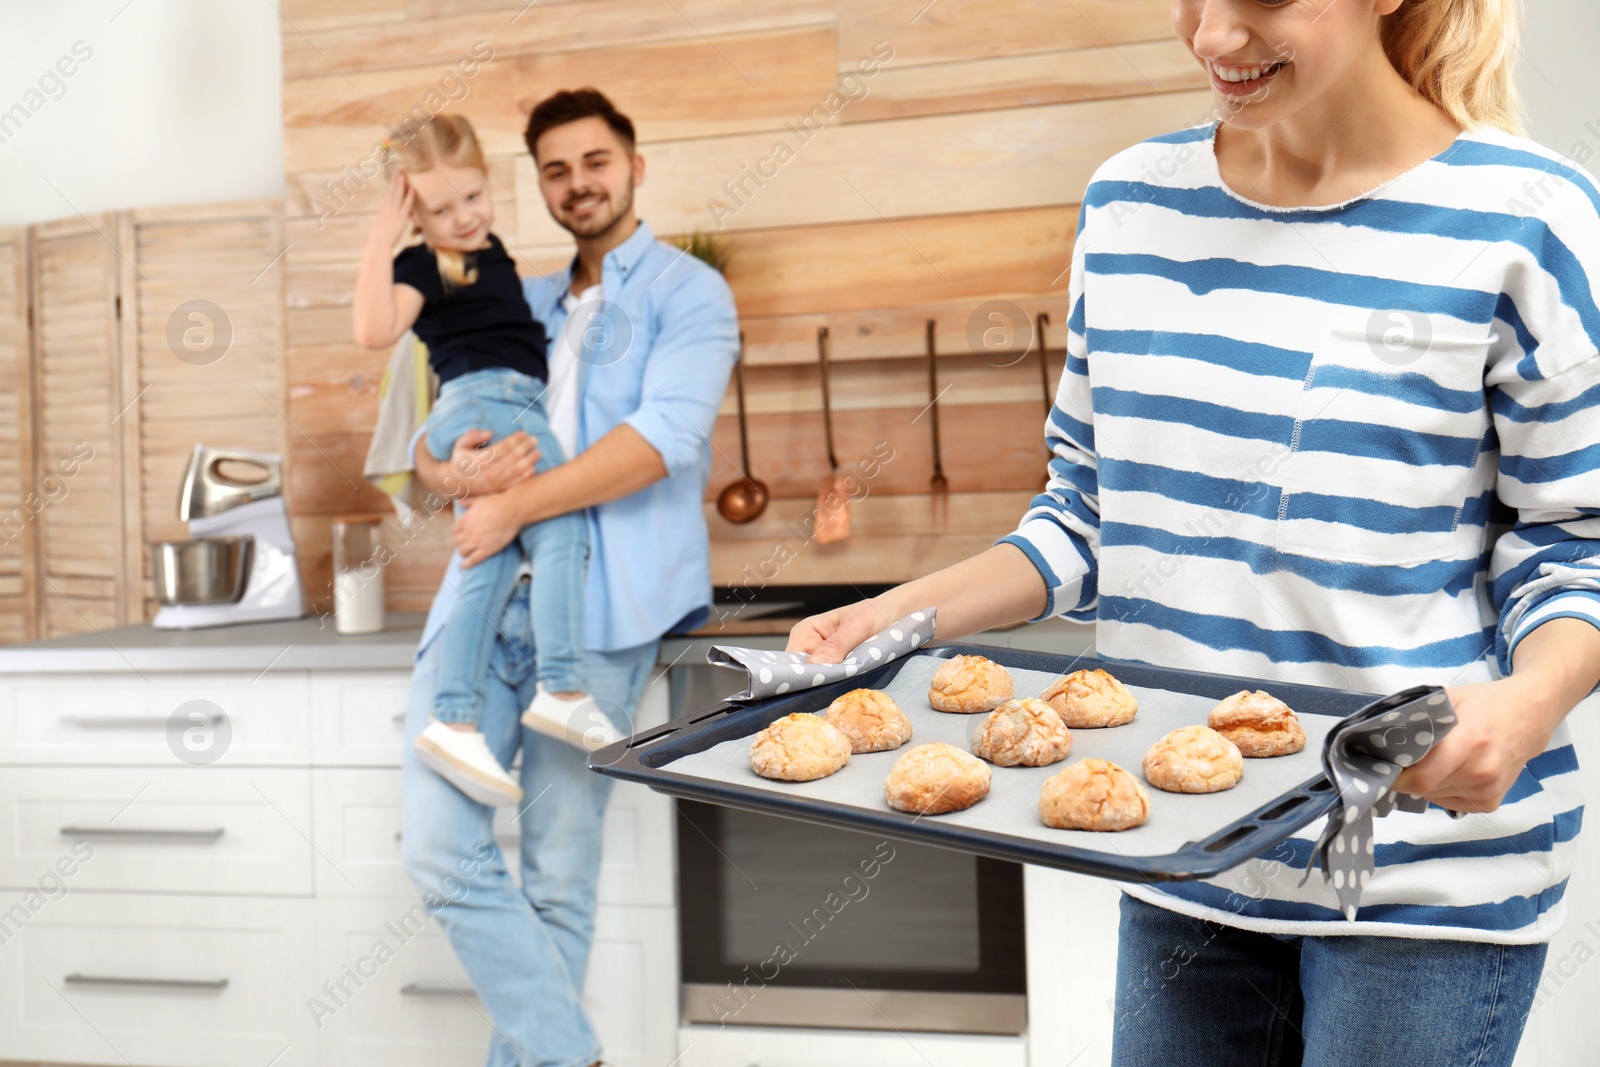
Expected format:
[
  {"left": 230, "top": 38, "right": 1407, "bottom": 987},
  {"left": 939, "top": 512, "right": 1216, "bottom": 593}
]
[
  {"left": 1302, "top": 684, "right": 1466, "bottom": 920},
  {"left": 706, "top": 608, "right": 936, "bottom": 702}
]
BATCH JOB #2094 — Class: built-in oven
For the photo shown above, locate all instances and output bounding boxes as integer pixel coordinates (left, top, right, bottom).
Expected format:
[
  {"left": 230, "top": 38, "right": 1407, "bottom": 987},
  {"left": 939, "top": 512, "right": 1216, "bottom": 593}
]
[{"left": 670, "top": 652, "right": 1027, "bottom": 1036}]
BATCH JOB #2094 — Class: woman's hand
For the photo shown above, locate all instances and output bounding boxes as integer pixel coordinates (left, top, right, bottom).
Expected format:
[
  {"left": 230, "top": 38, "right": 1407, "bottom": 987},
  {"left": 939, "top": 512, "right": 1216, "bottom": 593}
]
[
  {"left": 453, "top": 490, "right": 524, "bottom": 568},
  {"left": 1396, "top": 618, "right": 1600, "bottom": 813},
  {"left": 1393, "top": 676, "right": 1562, "bottom": 813},
  {"left": 788, "top": 598, "right": 907, "bottom": 664},
  {"left": 371, "top": 172, "right": 416, "bottom": 250}
]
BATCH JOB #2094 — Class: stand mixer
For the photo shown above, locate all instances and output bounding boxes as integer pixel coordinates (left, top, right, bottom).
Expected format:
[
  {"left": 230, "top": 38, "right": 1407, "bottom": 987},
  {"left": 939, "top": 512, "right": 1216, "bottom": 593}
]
[{"left": 151, "top": 445, "right": 307, "bottom": 630}]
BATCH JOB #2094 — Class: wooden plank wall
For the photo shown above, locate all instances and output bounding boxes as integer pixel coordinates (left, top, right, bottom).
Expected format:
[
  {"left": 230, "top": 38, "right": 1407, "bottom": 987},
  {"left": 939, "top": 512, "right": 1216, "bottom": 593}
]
[
  {"left": 120, "top": 200, "right": 292, "bottom": 621},
  {"left": 278, "top": 0, "right": 1209, "bottom": 612},
  {"left": 0, "top": 201, "right": 290, "bottom": 642},
  {"left": 30, "top": 216, "right": 127, "bottom": 638}
]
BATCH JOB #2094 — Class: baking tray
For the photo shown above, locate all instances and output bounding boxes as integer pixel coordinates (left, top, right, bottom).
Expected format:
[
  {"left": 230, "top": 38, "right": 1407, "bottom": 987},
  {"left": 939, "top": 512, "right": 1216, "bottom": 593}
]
[{"left": 589, "top": 644, "right": 1381, "bottom": 881}]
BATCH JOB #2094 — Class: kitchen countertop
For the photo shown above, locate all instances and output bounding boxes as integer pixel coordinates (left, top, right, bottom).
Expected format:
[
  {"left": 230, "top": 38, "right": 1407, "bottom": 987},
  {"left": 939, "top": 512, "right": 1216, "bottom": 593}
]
[
  {"left": 0, "top": 613, "right": 429, "bottom": 673},
  {"left": 0, "top": 612, "right": 1096, "bottom": 675}
]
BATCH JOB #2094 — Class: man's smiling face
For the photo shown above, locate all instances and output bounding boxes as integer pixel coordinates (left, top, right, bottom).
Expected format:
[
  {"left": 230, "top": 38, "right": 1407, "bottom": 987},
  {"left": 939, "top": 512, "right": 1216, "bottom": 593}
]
[{"left": 535, "top": 115, "right": 645, "bottom": 240}]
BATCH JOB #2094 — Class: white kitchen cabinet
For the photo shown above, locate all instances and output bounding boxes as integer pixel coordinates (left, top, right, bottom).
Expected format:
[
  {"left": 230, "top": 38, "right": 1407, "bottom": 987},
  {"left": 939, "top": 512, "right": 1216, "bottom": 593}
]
[
  {"left": 0, "top": 660, "right": 680, "bottom": 1067},
  {"left": 0, "top": 891, "right": 317, "bottom": 1067},
  {"left": 309, "top": 670, "right": 414, "bottom": 767},
  {"left": 0, "top": 670, "right": 311, "bottom": 766},
  {"left": 1024, "top": 865, "right": 1122, "bottom": 1066},
  {"left": 0, "top": 766, "right": 314, "bottom": 897},
  {"left": 312, "top": 897, "right": 677, "bottom": 1067},
  {"left": 309, "top": 674, "right": 675, "bottom": 909},
  {"left": 677, "top": 1024, "right": 1028, "bottom": 1067}
]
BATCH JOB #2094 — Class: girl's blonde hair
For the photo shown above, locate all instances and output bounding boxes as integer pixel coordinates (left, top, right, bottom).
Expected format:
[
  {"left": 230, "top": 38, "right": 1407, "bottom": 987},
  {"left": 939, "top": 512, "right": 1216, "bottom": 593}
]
[
  {"left": 385, "top": 113, "right": 488, "bottom": 290},
  {"left": 1382, "top": 0, "right": 1524, "bottom": 135}
]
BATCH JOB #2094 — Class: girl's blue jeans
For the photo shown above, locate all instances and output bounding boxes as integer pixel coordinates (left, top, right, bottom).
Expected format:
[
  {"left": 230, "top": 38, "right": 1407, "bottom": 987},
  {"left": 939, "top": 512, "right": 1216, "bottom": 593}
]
[
  {"left": 424, "top": 367, "right": 586, "bottom": 722},
  {"left": 1112, "top": 891, "right": 1548, "bottom": 1066}
]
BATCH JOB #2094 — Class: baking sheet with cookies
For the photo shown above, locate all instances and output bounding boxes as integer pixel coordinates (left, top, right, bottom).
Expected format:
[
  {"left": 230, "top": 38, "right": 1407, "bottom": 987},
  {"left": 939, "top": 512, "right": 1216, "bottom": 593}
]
[{"left": 592, "top": 645, "right": 1383, "bottom": 881}]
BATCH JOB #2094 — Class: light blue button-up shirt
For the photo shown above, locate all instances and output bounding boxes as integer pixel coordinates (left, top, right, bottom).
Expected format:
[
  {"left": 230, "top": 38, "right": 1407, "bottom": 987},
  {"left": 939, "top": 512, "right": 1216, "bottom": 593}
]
[{"left": 419, "top": 219, "right": 740, "bottom": 654}]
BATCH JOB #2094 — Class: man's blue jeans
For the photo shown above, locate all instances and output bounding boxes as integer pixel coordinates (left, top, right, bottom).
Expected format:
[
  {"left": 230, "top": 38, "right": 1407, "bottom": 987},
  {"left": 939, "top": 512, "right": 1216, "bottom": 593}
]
[
  {"left": 1112, "top": 892, "right": 1548, "bottom": 1066},
  {"left": 401, "top": 577, "right": 658, "bottom": 1067},
  {"left": 424, "top": 367, "right": 587, "bottom": 722}
]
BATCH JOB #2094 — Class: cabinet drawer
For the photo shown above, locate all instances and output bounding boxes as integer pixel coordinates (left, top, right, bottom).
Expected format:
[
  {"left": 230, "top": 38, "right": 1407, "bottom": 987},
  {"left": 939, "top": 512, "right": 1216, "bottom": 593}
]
[
  {"left": 311, "top": 769, "right": 512, "bottom": 899},
  {"left": 313, "top": 760, "right": 671, "bottom": 907},
  {"left": 0, "top": 671, "right": 311, "bottom": 765},
  {"left": 0, "top": 767, "right": 313, "bottom": 896},
  {"left": 312, "top": 897, "right": 489, "bottom": 1067},
  {"left": 310, "top": 670, "right": 414, "bottom": 766},
  {"left": 312, "top": 897, "right": 676, "bottom": 1067},
  {"left": 0, "top": 891, "right": 316, "bottom": 1067}
]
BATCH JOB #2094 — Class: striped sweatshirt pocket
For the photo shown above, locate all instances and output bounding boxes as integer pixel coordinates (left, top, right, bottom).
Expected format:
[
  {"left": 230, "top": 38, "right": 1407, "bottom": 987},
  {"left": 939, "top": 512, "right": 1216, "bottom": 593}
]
[{"left": 1275, "top": 318, "right": 1494, "bottom": 567}]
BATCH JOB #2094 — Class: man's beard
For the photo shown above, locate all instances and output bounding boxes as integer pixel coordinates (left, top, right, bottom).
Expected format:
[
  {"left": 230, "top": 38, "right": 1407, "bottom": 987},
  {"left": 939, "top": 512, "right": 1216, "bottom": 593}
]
[{"left": 558, "top": 180, "right": 634, "bottom": 239}]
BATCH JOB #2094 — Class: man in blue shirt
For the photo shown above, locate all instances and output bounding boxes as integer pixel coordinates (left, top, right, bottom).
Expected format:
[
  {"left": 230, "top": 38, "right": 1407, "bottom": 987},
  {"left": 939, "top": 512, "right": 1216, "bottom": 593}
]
[{"left": 401, "top": 89, "right": 737, "bottom": 1067}]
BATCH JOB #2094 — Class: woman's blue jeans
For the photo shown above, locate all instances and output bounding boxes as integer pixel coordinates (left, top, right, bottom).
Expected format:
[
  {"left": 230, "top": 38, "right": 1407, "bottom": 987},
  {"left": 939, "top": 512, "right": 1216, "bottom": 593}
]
[
  {"left": 424, "top": 367, "right": 587, "bottom": 722},
  {"left": 401, "top": 578, "right": 659, "bottom": 1067},
  {"left": 1112, "top": 892, "right": 1548, "bottom": 1066}
]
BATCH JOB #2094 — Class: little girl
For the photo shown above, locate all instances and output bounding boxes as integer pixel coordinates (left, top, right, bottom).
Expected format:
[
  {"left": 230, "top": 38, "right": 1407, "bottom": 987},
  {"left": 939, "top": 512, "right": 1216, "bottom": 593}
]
[{"left": 352, "top": 113, "right": 616, "bottom": 807}]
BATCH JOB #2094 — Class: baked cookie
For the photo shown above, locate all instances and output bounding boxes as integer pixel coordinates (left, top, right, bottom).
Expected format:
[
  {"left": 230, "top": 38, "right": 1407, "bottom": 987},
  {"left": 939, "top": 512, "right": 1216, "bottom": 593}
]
[
  {"left": 884, "top": 742, "right": 992, "bottom": 815},
  {"left": 823, "top": 688, "right": 914, "bottom": 753},
  {"left": 1142, "top": 725, "right": 1244, "bottom": 794},
  {"left": 749, "top": 713, "right": 851, "bottom": 782},
  {"left": 1207, "top": 690, "right": 1307, "bottom": 757},
  {"left": 1039, "top": 758, "right": 1151, "bottom": 831},
  {"left": 928, "top": 655, "right": 1015, "bottom": 714},
  {"left": 1040, "top": 668, "right": 1139, "bottom": 728},
  {"left": 969, "top": 698, "right": 1073, "bottom": 767}
]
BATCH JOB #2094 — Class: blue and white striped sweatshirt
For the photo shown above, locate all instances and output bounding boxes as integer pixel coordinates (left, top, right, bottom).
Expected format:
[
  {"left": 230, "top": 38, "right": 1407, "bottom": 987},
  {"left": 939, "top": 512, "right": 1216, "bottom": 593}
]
[{"left": 1002, "top": 122, "right": 1600, "bottom": 944}]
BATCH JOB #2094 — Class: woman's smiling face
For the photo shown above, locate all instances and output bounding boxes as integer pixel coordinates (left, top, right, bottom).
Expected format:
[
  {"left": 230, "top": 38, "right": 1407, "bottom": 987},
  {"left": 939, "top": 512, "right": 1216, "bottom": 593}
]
[{"left": 1171, "top": 0, "right": 1402, "bottom": 129}]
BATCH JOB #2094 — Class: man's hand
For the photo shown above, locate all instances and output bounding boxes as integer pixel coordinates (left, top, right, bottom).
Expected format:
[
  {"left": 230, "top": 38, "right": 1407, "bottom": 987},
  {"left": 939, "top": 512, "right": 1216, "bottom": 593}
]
[
  {"left": 453, "top": 490, "right": 525, "bottom": 568},
  {"left": 415, "top": 429, "right": 540, "bottom": 499},
  {"left": 1393, "top": 676, "right": 1561, "bottom": 813}
]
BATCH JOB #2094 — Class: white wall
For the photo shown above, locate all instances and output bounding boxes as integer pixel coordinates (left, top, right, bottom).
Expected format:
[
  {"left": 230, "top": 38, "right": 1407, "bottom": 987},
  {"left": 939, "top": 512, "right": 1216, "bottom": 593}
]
[
  {"left": 1513, "top": 8, "right": 1600, "bottom": 1064},
  {"left": 0, "top": 0, "right": 282, "bottom": 226},
  {"left": 1520, "top": 0, "right": 1600, "bottom": 158}
]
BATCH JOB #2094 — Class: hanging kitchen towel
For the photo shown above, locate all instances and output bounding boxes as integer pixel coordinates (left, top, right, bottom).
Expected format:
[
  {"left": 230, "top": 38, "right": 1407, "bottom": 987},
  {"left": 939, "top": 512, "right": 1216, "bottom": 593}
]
[
  {"left": 363, "top": 332, "right": 437, "bottom": 528},
  {"left": 707, "top": 608, "right": 937, "bottom": 701},
  {"left": 1302, "top": 685, "right": 1465, "bottom": 920}
]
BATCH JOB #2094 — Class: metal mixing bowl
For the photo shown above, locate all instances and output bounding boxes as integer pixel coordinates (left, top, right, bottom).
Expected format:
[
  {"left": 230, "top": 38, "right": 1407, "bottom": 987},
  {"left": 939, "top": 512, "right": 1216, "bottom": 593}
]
[{"left": 149, "top": 536, "right": 254, "bottom": 606}]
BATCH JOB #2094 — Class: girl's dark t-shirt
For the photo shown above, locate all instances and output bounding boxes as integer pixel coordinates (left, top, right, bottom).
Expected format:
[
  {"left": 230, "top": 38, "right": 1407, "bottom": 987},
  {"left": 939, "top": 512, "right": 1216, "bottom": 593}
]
[{"left": 392, "top": 232, "right": 549, "bottom": 385}]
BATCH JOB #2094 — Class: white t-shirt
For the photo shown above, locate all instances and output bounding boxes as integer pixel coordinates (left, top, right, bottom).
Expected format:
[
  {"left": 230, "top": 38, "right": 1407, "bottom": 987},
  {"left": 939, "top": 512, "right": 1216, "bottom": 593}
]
[{"left": 546, "top": 282, "right": 603, "bottom": 459}]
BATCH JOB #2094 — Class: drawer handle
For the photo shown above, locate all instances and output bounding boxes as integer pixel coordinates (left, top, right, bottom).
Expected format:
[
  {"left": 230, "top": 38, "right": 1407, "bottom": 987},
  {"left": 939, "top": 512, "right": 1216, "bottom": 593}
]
[
  {"left": 399, "top": 983, "right": 477, "bottom": 999},
  {"left": 60, "top": 826, "right": 226, "bottom": 842},
  {"left": 58, "top": 716, "right": 176, "bottom": 729},
  {"left": 65, "top": 973, "right": 229, "bottom": 992},
  {"left": 392, "top": 712, "right": 407, "bottom": 724}
]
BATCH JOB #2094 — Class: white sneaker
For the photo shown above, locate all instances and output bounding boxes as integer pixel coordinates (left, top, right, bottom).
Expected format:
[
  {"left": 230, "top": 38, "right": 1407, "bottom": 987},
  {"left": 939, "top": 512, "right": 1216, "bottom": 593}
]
[
  {"left": 521, "top": 685, "right": 623, "bottom": 752},
  {"left": 412, "top": 720, "right": 524, "bottom": 806}
]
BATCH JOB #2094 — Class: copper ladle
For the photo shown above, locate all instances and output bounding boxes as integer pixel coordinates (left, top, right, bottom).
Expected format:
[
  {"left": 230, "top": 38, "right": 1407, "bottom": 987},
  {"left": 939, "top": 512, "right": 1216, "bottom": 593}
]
[{"left": 717, "top": 334, "right": 769, "bottom": 524}]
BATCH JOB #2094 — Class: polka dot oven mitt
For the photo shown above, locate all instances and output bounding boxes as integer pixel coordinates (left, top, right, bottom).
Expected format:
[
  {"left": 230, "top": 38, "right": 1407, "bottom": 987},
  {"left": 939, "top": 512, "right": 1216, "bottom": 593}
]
[
  {"left": 1302, "top": 685, "right": 1464, "bottom": 920},
  {"left": 706, "top": 608, "right": 936, "bottom": 702}
]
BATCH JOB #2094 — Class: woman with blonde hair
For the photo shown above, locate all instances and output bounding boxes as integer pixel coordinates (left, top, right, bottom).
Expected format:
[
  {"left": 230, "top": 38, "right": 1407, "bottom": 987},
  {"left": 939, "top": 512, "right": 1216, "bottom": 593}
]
[{"left": 792, "top": 1, "right": 1600, "bottom": 1062}]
